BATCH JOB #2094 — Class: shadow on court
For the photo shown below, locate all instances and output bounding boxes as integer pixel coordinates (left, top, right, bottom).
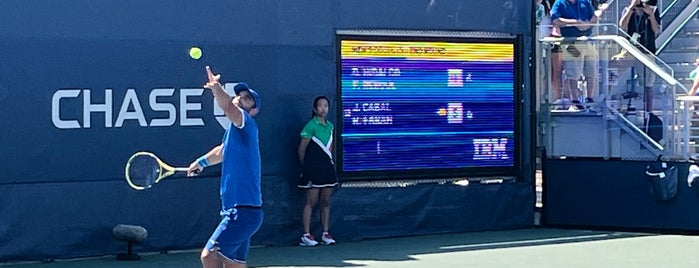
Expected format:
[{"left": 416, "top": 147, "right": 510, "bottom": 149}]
[{"left": 4, "top": 228, "right": 699, "bottom": 267}]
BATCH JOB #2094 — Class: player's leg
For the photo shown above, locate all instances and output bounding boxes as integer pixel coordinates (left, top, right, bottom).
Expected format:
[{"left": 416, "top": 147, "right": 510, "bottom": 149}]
[
  {"left": 303, "top": 188, "right": 320, "bottom": 233},
  {"left": 319, "top": 187, "right": 333, "bottom": 233},
  {"left": 301, "top": 188, "right": 320, "bottom": 246},
  {"left": 202, "top": 216, "right": 231, "bottom": 268},
  {"left": 319, "top": 187, "right": 336, "bottom": 245},
  {"left": 222, "top": 238, "right": 249, "bottom": 268},
  {"left": 201, "top": 248, "right": 223, "bottom": 268},
  {"left": 217, "top": 208, "right": 264, "bottom": 267}
]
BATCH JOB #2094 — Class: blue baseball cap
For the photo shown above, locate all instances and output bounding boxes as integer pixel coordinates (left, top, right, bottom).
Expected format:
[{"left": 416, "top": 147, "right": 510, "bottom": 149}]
[{"left": 233, "top": 82, "right": 261, "bottom": 112}]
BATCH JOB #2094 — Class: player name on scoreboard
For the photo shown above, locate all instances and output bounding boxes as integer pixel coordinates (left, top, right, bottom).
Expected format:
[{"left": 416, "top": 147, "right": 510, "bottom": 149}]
[
  {"left": 344, "top": 102, "right": 393, "bottom": 126},
  {"left": 349, "top": 67, "right": 401, "bottom": 90}
]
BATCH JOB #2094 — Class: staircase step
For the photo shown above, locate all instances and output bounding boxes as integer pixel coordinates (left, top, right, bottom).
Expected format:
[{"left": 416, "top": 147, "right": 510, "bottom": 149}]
[
  {"left": 666, "top": 36, "right": 699, "bottom": 49},
  {"left": 678, "top": 19, "right": 699, "bottom": 33},
  {"left": 660, "top": 0, "right": 694, "bottom": 23},
  {"left": 659, "top": 47, "right": 699, "bottom": 53},
  {"left": 658, "top": 51, "right": 697, "bottom": 64}
]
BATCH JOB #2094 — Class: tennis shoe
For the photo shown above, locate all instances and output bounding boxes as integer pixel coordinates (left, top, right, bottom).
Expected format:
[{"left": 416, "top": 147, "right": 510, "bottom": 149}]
[
  {"left": 688, "top": 164, "right": 699, "bottom": 187},
  {"left": 299, "top": 234, "right": 318, "bottom": 247},
  {"left": 552, "top": 98, "right": 570, "bottom": 110},
  {"left": 321, "top": 232, "right": 336, "bottom": 245}
]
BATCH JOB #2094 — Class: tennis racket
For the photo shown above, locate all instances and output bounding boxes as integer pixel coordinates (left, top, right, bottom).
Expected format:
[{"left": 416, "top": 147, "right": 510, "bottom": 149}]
[{"left": 124, "top": 151, "right": 189, "bottom": 190}]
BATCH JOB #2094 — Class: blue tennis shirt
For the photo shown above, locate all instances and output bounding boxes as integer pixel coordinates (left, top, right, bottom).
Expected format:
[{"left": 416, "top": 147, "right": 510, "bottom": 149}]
[
  {"left": 220, "top": 109, "right": 262, "bottom": 210},
  {"left": 551, "top": 0, "right": 595, "bottom": 37}
]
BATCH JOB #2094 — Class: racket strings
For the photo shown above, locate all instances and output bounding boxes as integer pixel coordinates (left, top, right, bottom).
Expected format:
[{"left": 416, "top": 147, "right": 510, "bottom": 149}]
[{"left": 127, "top": 155, "right": 161, "bottom": 189}]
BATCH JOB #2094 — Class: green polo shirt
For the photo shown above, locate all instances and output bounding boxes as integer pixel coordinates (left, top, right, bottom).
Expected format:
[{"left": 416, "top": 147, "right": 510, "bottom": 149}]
[{"left": 300, "top": 116, "right": 333, "bottom": 145}]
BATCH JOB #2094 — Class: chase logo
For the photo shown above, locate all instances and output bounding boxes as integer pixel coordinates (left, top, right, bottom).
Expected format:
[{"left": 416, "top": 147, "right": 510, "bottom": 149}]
[{"left": 51, "top": 83, "right": 238, "bottom": 130}]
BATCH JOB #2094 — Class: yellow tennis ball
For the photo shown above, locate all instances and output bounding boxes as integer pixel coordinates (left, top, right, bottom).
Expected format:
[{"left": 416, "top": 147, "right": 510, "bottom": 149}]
[{"left": 189, "top": 47, "right": 202, "bottom": 60}]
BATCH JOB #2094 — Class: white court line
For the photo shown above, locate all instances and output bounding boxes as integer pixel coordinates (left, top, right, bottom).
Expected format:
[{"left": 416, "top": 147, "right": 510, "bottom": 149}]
[{"left": 440, "top": 233, "right": 615, "bottom": 250}]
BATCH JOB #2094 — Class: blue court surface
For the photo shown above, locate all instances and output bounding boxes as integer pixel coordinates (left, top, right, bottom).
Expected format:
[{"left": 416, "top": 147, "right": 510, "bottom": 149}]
[{"left": 3, "top": 228, "right": 699, "bottom": 267}]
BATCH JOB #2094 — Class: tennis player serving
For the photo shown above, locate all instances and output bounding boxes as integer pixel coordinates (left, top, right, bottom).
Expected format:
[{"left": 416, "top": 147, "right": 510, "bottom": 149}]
[{"left": 188, "top": 66, "right": 263, "bottom": 268}]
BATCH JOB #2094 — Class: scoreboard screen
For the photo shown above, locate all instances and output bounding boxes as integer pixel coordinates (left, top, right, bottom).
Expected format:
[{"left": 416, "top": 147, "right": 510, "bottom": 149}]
[{"left": 336, "top": 33, "right": 519, "bottom": 180}]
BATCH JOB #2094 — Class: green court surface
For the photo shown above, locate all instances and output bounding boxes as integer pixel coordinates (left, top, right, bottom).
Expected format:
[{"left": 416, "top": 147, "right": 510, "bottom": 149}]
[{"left": 3, "top": 228, "right": 699, "bottom": 268}]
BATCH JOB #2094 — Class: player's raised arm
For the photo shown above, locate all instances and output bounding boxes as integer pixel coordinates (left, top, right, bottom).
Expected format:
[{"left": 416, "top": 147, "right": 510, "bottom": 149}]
[{"left": 203, "top": 66, "right": 243, "bottom": 126}]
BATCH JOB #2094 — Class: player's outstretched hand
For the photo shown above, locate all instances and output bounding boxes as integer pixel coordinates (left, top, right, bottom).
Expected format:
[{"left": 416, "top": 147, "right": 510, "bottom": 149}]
[{"left": 203, "top": 66, "right": 221, "bottom": 89}]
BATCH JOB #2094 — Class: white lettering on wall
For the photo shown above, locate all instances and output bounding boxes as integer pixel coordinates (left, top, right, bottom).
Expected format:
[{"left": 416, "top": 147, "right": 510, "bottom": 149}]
[{"left": 51, "top": 88, "right": 206, "bottom": 129}]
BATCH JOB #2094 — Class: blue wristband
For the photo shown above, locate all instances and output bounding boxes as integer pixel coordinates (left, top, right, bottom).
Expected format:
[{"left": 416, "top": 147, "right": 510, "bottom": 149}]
[{"left": 197, "top": 156, "right": 210, "bottom": 168}]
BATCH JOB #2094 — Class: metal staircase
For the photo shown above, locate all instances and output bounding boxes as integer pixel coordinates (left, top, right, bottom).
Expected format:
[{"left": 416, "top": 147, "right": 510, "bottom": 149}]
[
  {"left": 656, "top": 0, "right": 699, "bottom": 89},
  {"left": 536, "top": 1, "right": 699, "bottom": 160},
  {"left": 654, "top": 0, "right": 699, "bottom": 156}
]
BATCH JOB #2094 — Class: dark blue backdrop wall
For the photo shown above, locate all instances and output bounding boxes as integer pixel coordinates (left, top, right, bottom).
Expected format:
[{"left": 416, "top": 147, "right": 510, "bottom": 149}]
[{"left": 0, "top": 0, "right": 535, "bottom": 261}]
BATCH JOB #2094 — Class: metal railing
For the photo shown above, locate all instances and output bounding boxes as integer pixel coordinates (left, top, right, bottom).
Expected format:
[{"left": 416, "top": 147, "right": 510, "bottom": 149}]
[
  {"left": 656, "top": 0, "right": 699, "bottom": 53},
  {"left": 537, "top": 23, "right": 690, "bottom": 159}
]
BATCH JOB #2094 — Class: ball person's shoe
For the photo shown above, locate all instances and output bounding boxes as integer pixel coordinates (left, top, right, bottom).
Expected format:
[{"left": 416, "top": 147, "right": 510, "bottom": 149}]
[
  {"left": 321, "top": 232, "right": 336, "bottom": 245},
  {"left": 299, "top": 234, "right": 319, "bottom": 247},
  {"left": 688, "top": 164, "right": 699, "bottom": 187}
]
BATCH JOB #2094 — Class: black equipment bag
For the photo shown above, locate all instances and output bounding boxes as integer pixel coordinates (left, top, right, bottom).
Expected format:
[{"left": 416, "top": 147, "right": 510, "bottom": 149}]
[
  {"left": 643, "top": 112, "right": 663, "bottom": 143},
  {"left": 645, "top": 159, "right": 678, "bottom": 201}
]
